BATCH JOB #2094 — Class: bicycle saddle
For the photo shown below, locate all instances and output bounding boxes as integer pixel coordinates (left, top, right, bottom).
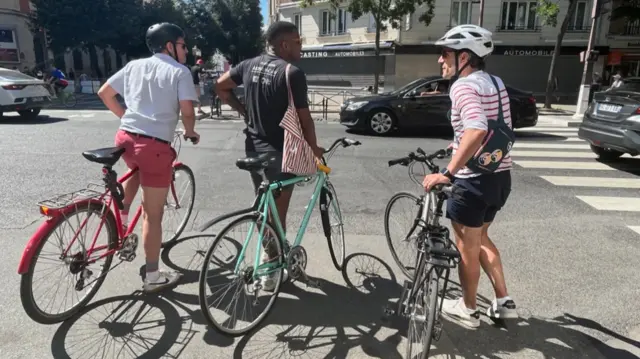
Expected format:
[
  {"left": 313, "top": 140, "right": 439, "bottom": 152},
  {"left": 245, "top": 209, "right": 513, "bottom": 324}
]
[
  {"left": 235, "top": 153, "right": 277, "bottom": 171},
  {"left": 82, "top": 147, "right": 125, "bottom": 167}
]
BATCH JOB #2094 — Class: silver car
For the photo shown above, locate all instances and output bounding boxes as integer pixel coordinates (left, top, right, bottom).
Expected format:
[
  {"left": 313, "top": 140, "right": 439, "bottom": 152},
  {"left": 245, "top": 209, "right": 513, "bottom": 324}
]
[{"left": 0, "top": 68, "right": 52, "bottom": 119}]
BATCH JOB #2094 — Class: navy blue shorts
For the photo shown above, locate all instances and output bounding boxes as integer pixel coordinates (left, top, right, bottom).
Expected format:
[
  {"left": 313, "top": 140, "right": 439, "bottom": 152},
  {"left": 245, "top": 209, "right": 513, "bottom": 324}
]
[{"left": 446, "top": 170, "right": 511, "bottom": 228}]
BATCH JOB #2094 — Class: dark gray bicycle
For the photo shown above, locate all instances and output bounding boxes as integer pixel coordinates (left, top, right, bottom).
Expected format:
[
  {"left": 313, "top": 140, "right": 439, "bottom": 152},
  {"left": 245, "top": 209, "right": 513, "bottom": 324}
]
[{"left": 384, "top": 147, "right": 462, "bottom": 359}]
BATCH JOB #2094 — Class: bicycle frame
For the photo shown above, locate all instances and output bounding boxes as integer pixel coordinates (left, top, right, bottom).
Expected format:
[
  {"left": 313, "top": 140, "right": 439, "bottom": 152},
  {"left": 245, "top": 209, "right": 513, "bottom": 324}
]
[
  {"left": 17, "top": 160, "right": 184, "bottom": 274},
  {"left": 233, "top": 169, "right": 330, "bottom": 278}
]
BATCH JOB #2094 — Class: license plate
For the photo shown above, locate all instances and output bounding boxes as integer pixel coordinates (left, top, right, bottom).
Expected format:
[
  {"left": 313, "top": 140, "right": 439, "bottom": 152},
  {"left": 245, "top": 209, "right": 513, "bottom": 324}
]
[
  {"left": 598, "top": 103, "right": 621, "bottom": 113},
  {"left": 32, "top": 97, "right": 44, "bottom": 102}
]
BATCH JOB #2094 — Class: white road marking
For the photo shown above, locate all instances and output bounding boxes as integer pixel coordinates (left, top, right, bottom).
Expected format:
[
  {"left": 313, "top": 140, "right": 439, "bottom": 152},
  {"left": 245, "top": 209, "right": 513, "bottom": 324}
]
[
  {"left": 513, "top": 143, "right": 589, "bottom": 149},
  {"left": 512, "top": 150, "right": 633, "bottom": 158},
  {"left": 514, "top": 161, "right": 616, "bottom": 170},
  {"left": 517, "top": 127, "right": 577, "bottom": 132},
  {"left": 576, "top": 196, "right": 640, "bottom": 211},
  {"left": 627, "top": 226, "right": 640, "bottom": 235},
  {"left": 540, "top": 175, "right": 640, "bottom": 188}
]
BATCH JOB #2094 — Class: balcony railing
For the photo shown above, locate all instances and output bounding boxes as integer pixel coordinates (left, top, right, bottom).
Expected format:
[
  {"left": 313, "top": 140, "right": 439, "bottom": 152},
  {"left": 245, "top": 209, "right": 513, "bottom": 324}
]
[
  {"left": 566, "top": 24, "right": 591, "bottom": 32},
  {"left": 495, "top": 24, "right": 542, "bottom": 32},
  {"left": 624, "top": 23, "right": 640, "bottom": 36}
]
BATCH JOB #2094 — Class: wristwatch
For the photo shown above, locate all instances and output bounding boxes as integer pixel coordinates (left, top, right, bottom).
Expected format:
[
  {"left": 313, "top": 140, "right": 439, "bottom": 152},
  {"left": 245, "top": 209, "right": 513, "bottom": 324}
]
[{"left": 441, "top": 168, "right": 455, "bottom": 181}]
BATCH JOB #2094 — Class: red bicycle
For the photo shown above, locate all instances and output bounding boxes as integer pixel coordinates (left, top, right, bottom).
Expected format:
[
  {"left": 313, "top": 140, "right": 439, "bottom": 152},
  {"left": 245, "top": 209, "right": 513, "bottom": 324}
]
[{"left": 18, "top": 129, "right": 197, "bottom": 324}]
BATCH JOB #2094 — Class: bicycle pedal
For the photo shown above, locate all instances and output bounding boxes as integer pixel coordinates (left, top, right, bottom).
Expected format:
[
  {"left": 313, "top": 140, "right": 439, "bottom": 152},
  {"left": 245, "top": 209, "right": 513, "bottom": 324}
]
[
  {"left": 118, "top": 251, "right": 136, "bottom": 262},
  {"left": 382, "top": 305, "right": 396, "bottom": 317}
]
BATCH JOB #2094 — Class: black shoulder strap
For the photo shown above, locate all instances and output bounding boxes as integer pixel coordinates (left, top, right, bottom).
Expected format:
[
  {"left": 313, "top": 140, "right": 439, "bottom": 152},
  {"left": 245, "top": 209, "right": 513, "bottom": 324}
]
[{"left": 489, "top": 75, "right": 505, "bottom": 125}]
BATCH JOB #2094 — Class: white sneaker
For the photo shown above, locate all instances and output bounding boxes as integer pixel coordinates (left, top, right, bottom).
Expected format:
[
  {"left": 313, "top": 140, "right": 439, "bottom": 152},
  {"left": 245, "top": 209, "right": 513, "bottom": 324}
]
[
  {"left": 142, "top": 270, "right": 182, "bottom": 293},
  {"left": 260, "top": 252, "right": 288, "bottom": 292},
  {"left": 441, "top": 298, "right": 480, "bottom": 329},
  {"left": 486, "top": 298, "right": 518, "bottom": 319}
]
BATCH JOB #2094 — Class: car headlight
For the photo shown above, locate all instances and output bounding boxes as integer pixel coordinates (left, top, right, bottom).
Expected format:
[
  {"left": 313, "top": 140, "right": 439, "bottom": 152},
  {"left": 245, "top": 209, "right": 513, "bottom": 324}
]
[{"left": 345, "top": 101, "right": 368, "bottom": 111}]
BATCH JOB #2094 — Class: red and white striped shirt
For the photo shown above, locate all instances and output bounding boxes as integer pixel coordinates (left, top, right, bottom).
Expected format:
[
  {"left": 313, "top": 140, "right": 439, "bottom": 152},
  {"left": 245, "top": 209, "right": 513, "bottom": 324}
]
[{"left": 449, "top": 71, "right": 513, "bottom": 178}]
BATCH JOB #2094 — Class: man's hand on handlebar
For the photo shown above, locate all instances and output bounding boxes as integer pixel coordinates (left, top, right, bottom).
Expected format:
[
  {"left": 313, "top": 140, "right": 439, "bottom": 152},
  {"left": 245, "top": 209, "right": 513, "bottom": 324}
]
[
  {"left": 184, "top": 130, "right": 200, "bottom": 144},
  {"left": 313, "top": 145, "right": 325, "bottom": 159}
]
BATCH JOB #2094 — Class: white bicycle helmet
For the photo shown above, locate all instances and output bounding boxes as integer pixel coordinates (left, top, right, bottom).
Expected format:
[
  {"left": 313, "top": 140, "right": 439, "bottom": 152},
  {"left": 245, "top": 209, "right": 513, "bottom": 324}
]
[{"left": 435, "top": 24, "right": 494, "bottom": 58}]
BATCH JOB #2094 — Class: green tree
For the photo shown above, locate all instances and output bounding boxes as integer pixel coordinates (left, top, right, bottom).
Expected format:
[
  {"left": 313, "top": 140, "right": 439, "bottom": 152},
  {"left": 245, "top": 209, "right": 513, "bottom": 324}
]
[
  {"left": 301, "top": 0, "right": 435, "bottom": 93},
  {"left": 30, "top": 0, "right": 111, "bottom": 65},
  {"left": 183, "top": 0, "right": 226, "bottom": 60},
  {"left": 610, "top": 0, "right": 640, "bottom": 22},
  {"left": 209, "top": 0, "right": 265, "bottom": 65},
  {"left": 536, "top": 0, "right": 579, "bottom": 109}
]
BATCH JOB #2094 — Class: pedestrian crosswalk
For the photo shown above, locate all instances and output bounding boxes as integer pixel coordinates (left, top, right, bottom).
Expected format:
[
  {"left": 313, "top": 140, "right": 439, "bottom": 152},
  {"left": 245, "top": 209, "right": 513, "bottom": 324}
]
[{"left": 513, "top": 122, "right": 640, "bottom": 235}]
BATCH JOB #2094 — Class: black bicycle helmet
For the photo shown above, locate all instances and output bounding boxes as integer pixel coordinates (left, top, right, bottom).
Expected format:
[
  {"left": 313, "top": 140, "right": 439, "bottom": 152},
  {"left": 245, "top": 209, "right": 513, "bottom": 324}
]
[{"left": 146, "top": 23, "right": 185, "bottom": 54}]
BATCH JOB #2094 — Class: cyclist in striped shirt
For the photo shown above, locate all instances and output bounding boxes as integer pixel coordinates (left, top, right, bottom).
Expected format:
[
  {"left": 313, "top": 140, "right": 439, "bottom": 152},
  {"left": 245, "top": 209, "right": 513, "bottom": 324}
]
[{"left": 423, "top": 24, "right": 517, "bottom": 328}]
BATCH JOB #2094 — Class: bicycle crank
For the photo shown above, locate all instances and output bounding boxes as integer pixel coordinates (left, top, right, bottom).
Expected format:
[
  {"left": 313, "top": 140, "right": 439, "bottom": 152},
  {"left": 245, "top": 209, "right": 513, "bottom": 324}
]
[
  {"left": 286, "top": 246, "right": 320, "bottom": 288},
  {"left": 432, "top": 320, "right": 443, "bottom": 341},
  {"left": 118, "top": 234, "right": 139, "bottom": 262}
]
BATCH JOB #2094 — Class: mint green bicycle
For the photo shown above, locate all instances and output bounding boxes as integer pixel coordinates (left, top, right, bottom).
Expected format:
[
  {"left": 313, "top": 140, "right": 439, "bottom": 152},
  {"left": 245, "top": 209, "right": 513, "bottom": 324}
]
[{"left": 197, "top": 137, "right": 361, "bottom": 336}]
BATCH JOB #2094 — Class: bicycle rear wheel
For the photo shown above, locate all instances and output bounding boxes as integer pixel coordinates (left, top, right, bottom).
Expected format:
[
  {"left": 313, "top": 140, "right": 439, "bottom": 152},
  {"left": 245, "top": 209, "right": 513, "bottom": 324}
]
[
  {"left": 406, "top": 266, "right": 439, "bottom": 359},
  {"left": 319, "top": 181, "right": 345, "bottom": 271},
  {"left": 64, "top": 93, "right": 77, "bottom": 108},
  {"left": 20, "top": 201, "right": 118, "bottom": 324},
  {"left": 161, "top": 163, "right": 196, "bottom": 247},
  {"left": 384, "top": 192, "right": 423, "bottom": 279},
  {"left": 199, "top": 214, "right": 285, "bottom": 336}
]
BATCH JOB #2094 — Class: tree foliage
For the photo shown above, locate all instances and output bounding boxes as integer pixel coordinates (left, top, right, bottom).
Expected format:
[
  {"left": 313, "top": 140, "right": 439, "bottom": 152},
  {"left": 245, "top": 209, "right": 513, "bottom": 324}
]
[
  {"left": 301, "top": 0, "right": 435, "bottom": 93},
  {"left": 610, "top": 0, "right": 640, "bottom": 22},
  {"left": 30, "top": 0, "right": 265, "bottom": 69}
]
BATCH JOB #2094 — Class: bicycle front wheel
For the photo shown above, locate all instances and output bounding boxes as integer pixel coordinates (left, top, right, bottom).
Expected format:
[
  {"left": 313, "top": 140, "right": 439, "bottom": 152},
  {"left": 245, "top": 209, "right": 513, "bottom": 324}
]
[
  {"left": 406, "top": 267, "right": 439, "bottom": 359},
  {"left": 199, "top": 214, "right": 285, "bottom": 336},
  {"left": 161, "top": 163, "right": 196, "bottom": 248},
  {"left": 319, "top": 181, "right": 345, "bottom": 271},
  {"left": 384, "top": 192, "right": 423, "bottom": 279}
]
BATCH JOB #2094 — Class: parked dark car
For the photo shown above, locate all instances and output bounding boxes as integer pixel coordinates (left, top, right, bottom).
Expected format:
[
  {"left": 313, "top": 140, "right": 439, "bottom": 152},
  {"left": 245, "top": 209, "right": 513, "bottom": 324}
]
[
  {"left": 578, "top": 77, "right": 640, "bottom": 160},
  {"left": 339, "top": 76, "right": 538, "bottom": 135}
]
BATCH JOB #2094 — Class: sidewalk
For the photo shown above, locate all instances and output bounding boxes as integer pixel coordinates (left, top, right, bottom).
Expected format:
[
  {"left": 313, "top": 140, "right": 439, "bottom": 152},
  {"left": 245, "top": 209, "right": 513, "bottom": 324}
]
[{"left": 536, "top": 104, "right": 583, "bottom": 127}]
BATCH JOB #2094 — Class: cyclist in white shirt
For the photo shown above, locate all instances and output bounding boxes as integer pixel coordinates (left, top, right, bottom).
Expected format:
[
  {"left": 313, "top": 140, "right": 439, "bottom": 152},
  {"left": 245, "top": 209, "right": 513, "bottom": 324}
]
[
  {"left": 423, "top": 24, "right": 517, "bottom": 328},
  {"left": 98, "top": 23, "right": 200, "bottom": 293}
]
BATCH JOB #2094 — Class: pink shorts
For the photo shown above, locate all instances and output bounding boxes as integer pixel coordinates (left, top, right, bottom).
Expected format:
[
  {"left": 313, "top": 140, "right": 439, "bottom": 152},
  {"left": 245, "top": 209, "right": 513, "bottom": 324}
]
[{"left": 114, "top": 129, "right": 176, "bottom": 188}]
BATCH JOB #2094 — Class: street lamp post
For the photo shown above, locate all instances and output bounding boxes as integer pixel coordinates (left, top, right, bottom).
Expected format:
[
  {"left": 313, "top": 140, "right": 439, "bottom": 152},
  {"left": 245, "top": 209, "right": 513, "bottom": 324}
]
[{"left": 573, "top": 0, "right": 601, "bottom": 120}]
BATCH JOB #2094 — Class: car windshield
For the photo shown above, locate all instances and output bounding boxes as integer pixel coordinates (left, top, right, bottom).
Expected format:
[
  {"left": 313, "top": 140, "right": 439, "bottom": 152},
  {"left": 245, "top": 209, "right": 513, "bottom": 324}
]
[
  {"left": 616, "top": 79, "right": 640, "bottom": 93},
  {"left": 387, "top": 78, "right": 426, "bottom": 95}
]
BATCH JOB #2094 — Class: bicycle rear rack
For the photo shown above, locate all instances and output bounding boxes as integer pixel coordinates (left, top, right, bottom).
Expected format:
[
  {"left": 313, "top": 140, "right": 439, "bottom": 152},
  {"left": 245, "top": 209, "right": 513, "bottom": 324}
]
[{"left": 37, "top": 183, "right": 109, "bottom": 213}]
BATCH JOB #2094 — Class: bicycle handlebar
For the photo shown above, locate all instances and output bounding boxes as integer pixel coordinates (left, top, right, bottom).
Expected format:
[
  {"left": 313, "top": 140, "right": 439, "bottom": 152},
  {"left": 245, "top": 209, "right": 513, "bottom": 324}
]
[
  {"left": 322, "top": 137, "right": 362, "bottom": 165},
  {"left": 388, "top": 147, "right": 452, "bottom": 171},
  {"left": 174, "top": 128, "right": 197, "bottom": 143}
]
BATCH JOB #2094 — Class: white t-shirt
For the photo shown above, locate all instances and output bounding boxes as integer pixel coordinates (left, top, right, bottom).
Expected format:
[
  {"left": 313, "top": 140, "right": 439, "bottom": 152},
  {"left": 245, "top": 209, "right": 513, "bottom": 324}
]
[
  {"left": 449, "top": 70, "right": 513, "bottom": 178},
  {"left": 107, "top": 53, "right": 198, "bottom": 142}
]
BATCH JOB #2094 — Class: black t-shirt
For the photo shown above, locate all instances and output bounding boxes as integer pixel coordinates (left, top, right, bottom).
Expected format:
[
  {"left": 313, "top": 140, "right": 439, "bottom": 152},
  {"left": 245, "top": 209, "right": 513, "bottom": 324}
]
[
  {"left": 191, "top": 65, "right": 202, "bottom": 84},
  {"left": 229, "top": 54, "right": 308, "bottom": 152}
]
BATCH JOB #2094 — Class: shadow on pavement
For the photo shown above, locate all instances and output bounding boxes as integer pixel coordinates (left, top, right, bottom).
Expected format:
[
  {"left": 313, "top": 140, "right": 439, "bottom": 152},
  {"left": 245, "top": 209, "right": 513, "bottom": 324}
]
[
  {"left": 231, "top": 252, "right": 411, "bottom": 358},
  {"left": 346, "top": 127, "right": 454, "bottom": 140},
  {"left": 50, "top": 291, "right": 199, "bottom": 359},
  {"left": 0, "top": 115, "right": 68, "bottom": 124},
  {"left": 596, "top": 157, "right": 640, "bottom": 177},
  {"left": 514, "top": 131, "right": 570, "bottom": 141}
]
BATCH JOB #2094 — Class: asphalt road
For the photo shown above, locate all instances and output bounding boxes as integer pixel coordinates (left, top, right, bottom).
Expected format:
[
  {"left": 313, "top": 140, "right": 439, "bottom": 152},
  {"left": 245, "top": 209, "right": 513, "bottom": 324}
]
[{"left": 1, "top": 109, "right": 639, "bottom": 359}]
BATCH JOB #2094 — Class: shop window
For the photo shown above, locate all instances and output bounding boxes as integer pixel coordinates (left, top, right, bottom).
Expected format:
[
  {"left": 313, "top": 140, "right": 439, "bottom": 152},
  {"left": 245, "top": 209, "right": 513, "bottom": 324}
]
[
  {"left": 450, "top": 1, "right": 471, "bottom": 27},
  {"left": 499, "top": 1, "right": 540, "bottom": 31}
]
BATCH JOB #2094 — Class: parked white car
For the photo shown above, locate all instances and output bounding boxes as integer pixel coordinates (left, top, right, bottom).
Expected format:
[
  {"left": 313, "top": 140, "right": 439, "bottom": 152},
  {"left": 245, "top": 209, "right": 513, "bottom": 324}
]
[{"left": 0, "top": 68, "right": 52, "bottom": 119}]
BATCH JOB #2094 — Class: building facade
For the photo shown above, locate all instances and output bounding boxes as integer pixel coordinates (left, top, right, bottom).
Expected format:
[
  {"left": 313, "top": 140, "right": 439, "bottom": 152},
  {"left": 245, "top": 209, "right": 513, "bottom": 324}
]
[
  {"left": 272, "top": 0, "right": 640, "bottom": 97},
  {"left": 0, "top": 0, "right": 44, "bottom": 70}
]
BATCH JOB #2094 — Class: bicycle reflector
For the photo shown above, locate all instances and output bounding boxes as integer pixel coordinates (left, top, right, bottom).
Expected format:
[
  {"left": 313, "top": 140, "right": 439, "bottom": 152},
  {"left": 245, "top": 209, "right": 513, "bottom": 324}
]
[{"left": 39, "top": 205, "right": 50, "bottom": 216}]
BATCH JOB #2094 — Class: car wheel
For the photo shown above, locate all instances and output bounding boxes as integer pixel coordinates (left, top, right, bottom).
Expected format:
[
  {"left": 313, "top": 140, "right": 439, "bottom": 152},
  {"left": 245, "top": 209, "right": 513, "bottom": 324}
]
[
  {"left": 18, "top": 108, "right": 41, "bottom": 119},
  {"left": 590, "top": 144, "right": 623, "bottom": 161},
  {"left": 367, "top": 110, "right": 396, "bottom": 135}
]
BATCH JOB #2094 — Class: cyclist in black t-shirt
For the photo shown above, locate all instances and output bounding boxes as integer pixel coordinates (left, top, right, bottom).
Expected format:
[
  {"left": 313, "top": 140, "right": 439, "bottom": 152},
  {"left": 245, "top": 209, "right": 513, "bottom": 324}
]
[{"left": 215, "top": 21, "right": 323, "bottom": 291}]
